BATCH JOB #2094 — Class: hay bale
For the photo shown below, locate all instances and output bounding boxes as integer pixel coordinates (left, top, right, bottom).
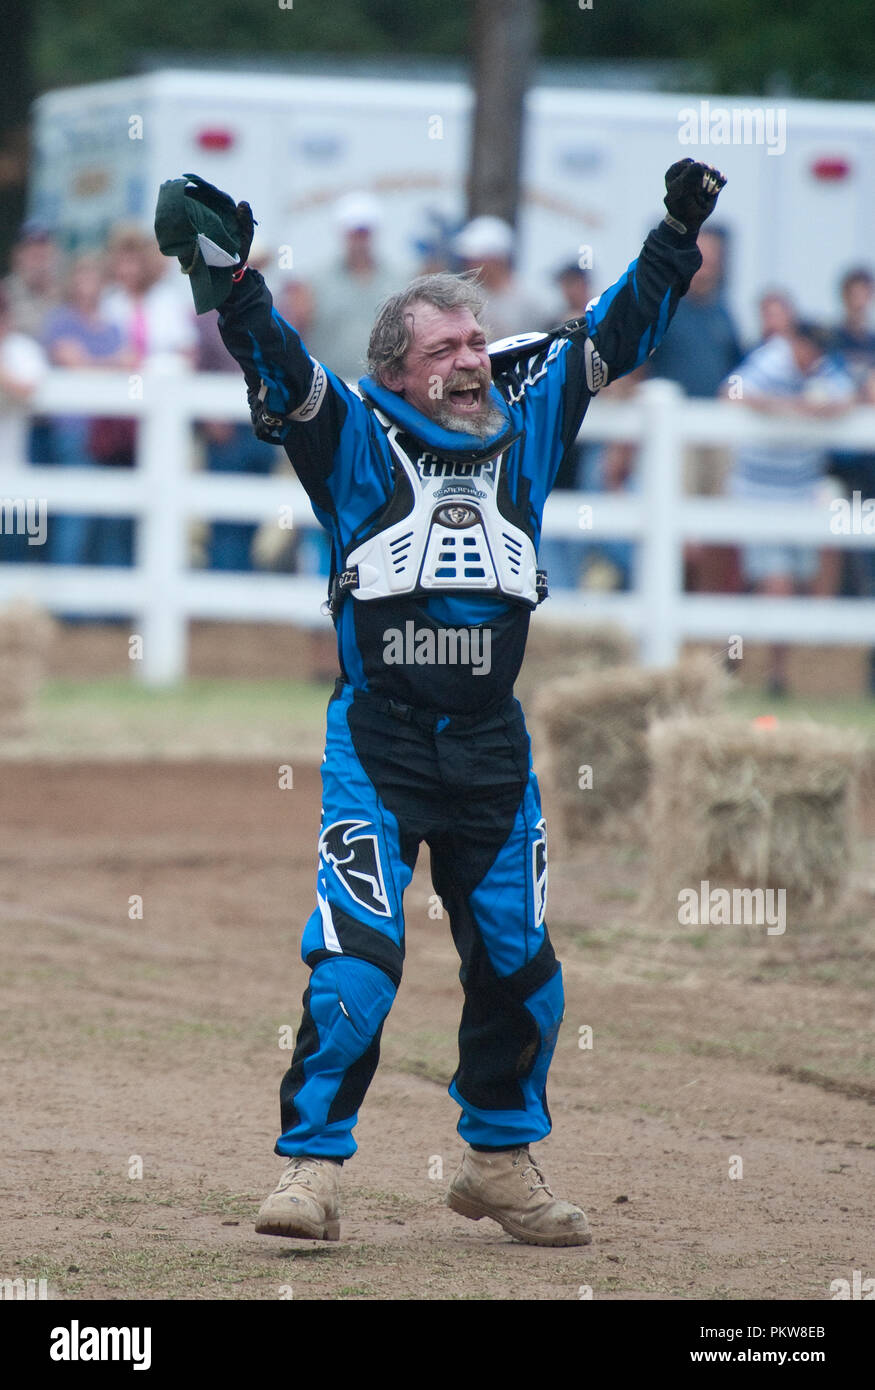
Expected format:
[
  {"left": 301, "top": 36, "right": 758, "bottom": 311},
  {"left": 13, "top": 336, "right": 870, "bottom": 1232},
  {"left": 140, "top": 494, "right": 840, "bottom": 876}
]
[
  {"left": 530, "top": 652, "right": 726, "bottom": 850},
  {"left": 0, "top": 599, "right": 56, "bottom": 734},
  {"left": 647, "top": 714, "right": 864, "bottom": 921},
  {"left": 515, "top": 619, "right": 634, "bottom": 713}
]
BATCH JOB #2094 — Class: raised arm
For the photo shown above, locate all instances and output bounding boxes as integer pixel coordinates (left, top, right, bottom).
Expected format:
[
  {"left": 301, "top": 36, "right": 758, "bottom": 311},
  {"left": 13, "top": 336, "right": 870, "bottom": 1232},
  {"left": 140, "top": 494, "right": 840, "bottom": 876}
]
[
  {"left": 581, "top": 220, "right": 703, "bottom": 384},
  {"left": 495, "top": 161, "right": 726, "bottom": 501},
  {"left": 217, "top": 266, "right": 345, "bottom": 452},
  {"left": 154, "top": 173, "right": 391, "bottom": 524},
  {"left": 579, "top": 161, "right": 726, "bottom": 386}
]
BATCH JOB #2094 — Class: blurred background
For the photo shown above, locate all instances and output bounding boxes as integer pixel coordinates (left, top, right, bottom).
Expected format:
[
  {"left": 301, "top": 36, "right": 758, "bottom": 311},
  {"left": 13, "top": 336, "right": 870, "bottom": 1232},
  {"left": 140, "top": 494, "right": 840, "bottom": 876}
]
[
  {"left": 1, "top": 1, "right": 874, "bottom": 1306},
  {"left": 0, "top": 0, "right": 874, "bottom": 748}
]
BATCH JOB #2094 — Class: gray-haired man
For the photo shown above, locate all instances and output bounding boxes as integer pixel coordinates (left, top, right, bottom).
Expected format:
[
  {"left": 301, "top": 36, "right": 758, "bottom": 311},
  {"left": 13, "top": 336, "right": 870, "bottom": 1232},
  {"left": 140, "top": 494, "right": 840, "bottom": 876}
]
[{"left": 176, "top": 159, "right": 724, "bottom": 1246}]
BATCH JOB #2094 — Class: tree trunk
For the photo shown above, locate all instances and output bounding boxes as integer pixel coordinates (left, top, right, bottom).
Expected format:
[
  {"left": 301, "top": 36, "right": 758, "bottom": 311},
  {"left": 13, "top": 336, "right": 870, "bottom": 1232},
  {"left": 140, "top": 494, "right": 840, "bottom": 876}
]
[
  {"left": 467, "top": 0, "right": 539, "bottom": 228},
  {"left": 0, "top": 1, "right": 34, "bottom": 265}
]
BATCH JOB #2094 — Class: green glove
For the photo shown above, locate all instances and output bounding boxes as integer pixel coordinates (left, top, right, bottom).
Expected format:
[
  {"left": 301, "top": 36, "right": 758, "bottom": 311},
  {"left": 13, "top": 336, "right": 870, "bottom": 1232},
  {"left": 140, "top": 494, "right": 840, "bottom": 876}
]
[{"left": 154, "top": 173, "right": 256, "bottom": 313}]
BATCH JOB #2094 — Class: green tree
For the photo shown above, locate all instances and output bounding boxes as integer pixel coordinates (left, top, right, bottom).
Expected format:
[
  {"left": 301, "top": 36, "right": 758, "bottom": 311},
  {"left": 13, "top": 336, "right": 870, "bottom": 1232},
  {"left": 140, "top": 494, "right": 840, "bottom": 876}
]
[{"left": 31, "top": 0, "right": 875, "bottom": 99}]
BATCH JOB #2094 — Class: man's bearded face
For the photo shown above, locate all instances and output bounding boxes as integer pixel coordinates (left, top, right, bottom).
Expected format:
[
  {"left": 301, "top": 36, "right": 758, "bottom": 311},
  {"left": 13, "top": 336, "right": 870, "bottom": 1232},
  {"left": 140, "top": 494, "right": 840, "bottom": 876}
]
[
  {"left": 381, "top": 303, "right": 503, "bottom": 439},
  {"left": 431, "top": 364, "right": 506, "bottom": 438}
]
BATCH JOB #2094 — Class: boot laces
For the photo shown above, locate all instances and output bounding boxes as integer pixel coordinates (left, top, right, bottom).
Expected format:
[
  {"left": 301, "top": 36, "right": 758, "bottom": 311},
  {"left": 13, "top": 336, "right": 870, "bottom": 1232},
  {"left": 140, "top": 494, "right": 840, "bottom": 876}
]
[
  {"left": 513, "top": 1149, "right": 554, "bottom": 1196},
  {"left": 277, "top": 1157, "right": 320, "bottom": 1191}
]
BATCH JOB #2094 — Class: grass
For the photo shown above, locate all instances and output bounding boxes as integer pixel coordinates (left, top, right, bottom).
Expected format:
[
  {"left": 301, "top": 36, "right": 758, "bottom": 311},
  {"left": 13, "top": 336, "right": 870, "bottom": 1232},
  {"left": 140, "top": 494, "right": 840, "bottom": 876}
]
[
  {"left": 29, "top": 1245, "right": 287, "bottom": 1300},
  {"left": 725, "top": 687, "right": 875, "bottom": 735},
  {"left": 41, "top": 676, "right": 328, "bottom": 724},
  {"left": 1, "top": 676, "right": 331, "bottom": 760},
  {"left": 3, "top": 675, "right": 874, "bottom": 762},
  {"left": 383, "top": 1029, "right": 457, "bottom": 1086},
  {"left": 37, "top": 678, "right": 875, "bottom": 734}
]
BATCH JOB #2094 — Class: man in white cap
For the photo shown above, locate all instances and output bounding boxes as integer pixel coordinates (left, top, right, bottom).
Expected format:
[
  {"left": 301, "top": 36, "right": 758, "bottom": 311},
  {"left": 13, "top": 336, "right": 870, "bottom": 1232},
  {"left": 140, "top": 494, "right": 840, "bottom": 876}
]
[
  {"left": 453, "top": 215, "right": 544, "bottom": 341},
  {"left": 306, "top": 192, "right": 408, "bottom": 386}
]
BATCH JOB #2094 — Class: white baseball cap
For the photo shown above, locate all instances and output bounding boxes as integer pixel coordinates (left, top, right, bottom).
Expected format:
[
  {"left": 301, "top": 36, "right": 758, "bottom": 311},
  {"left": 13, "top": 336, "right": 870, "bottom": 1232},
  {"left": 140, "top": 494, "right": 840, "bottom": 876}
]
[
  {"left": 334, "top": 191, "right": 382, "bottom": 232},
  {"left": 453, "top": 215, "right": 515, "bottom": 260}
]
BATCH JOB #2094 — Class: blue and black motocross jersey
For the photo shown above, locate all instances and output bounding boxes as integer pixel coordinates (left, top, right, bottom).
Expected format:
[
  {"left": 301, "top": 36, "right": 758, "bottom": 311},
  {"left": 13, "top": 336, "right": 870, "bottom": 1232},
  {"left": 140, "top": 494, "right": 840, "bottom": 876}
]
[{"left": 217, "top": 221, "right": 701, "bottom": 714}]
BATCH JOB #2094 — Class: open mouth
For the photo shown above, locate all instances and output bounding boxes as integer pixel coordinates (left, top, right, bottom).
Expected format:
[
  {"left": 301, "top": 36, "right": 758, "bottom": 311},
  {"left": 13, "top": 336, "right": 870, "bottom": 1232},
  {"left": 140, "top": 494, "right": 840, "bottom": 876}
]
[{"left": 448, "top": 385, "right": 483, "bottom": 411}]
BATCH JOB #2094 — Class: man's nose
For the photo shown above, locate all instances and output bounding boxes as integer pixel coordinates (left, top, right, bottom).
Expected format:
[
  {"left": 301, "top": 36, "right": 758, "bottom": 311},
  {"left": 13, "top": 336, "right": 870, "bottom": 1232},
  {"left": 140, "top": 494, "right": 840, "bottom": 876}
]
[{"left": 454, "top": 344, "right": 484, "bottom": 371}]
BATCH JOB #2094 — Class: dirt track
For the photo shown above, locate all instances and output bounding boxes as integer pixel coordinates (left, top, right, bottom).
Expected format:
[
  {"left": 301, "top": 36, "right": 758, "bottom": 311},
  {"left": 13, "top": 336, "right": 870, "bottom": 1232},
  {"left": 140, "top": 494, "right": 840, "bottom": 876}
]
[{"left": 1, "top": 759, "right": 873, "bottom": 1301}]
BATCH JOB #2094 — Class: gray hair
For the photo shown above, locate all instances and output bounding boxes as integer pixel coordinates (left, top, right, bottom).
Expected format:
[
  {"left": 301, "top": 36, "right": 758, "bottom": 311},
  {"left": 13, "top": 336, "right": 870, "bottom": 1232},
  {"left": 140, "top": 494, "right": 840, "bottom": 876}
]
[{"left": 367, "top": 271, "right": 486, "bottom": 383}]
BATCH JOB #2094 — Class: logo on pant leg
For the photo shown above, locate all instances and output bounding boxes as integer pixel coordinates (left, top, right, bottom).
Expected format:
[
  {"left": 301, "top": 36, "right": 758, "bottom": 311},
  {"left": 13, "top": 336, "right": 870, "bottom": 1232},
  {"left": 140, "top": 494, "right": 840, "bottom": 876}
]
[
  {"left": 532, "top": 817, "right": 548, "bottom": 929},
  {"left": 318, "top": 819, "right": 392, "bottom": 917}
]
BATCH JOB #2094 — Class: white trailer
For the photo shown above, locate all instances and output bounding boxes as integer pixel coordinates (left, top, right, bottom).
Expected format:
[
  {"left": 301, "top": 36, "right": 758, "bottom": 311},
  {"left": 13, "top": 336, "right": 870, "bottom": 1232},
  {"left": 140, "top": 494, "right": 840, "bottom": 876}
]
[{"left": 29, "top": 68, "right": 875, "bottom": 339}]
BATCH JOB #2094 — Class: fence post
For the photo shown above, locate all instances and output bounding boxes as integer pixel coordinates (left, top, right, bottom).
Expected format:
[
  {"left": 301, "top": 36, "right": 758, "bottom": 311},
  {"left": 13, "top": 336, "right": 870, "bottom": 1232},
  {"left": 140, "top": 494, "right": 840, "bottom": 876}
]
[
  {"left": 637, "top": 377, "right": 683, "bottom": 667},
  {"left": 136, "top": 368, "right": 191, "bottom": 686}
]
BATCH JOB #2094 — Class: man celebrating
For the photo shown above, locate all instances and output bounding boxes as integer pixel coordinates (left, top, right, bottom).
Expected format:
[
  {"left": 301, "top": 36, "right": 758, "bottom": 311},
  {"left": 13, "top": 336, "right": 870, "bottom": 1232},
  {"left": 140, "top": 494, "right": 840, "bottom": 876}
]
[{"left": 156, "top": 159, "right": 724, "bottom": 1248}]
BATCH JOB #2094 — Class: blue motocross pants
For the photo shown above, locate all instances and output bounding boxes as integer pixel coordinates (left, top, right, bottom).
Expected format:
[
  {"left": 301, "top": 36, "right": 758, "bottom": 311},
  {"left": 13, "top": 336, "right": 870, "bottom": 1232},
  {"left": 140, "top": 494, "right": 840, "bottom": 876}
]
[{"left": 275, "top": 678, "right": 565, "bottom": 1159}]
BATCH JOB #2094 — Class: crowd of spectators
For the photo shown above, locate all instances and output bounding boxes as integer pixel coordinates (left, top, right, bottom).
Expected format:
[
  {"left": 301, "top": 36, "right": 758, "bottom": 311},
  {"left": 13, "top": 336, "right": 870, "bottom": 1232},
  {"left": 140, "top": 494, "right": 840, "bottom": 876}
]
[
  {"left": 1, "top": 197, "right": 873, "bottom": 689},
  {"left": 541, "top": 231, "right": 875, "bottom": 693}
]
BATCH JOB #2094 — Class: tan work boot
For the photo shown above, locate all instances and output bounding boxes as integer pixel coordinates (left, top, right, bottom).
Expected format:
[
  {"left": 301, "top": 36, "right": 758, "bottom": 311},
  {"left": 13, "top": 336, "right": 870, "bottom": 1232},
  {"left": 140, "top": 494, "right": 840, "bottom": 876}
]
[
  {"left": 446, "top": 1145, "right": 591, "bottom": 1247},
  {"left": 254, "top": 1156, "right": 341, "bottom": 1240}
]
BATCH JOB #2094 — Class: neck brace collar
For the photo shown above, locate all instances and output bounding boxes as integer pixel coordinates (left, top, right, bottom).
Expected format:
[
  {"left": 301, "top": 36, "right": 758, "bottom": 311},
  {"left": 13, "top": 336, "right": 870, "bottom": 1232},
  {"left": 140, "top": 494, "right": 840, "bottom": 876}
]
[{"left": 358, "top": 375, "right": 518, "bottom": 462}]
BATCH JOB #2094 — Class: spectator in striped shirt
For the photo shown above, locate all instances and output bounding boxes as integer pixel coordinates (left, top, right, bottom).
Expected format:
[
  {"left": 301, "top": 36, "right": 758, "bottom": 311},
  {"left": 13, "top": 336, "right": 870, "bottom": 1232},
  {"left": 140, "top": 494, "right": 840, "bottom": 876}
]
[
  {"left": 722, "top": 321, "right": 855, "bottom": 696},
  {"left": 827, "top": 268, "right": 875, "bottom": 692}
]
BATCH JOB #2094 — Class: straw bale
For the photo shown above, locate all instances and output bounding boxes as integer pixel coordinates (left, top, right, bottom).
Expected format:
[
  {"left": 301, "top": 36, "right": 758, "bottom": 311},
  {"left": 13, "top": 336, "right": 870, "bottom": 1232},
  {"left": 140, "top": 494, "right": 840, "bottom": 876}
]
[
  {"left": 647, "top": 714, "right": 864, "bottom": 919},
  {"left": 515, "top": 620, "right": 634, "bottom": 712},
  {"left": 0, "top": 600, "right": 56, "bottom": 734},
  {"left": 531, "top": 652, "right": 726, "bottom": 849}
]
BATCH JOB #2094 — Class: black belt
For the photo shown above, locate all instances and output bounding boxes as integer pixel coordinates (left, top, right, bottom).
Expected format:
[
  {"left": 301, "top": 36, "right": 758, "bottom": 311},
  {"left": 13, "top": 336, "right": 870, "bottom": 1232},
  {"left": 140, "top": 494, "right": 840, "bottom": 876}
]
[{"left": 333, "top": 677, "right": 516, "bottom": 731}]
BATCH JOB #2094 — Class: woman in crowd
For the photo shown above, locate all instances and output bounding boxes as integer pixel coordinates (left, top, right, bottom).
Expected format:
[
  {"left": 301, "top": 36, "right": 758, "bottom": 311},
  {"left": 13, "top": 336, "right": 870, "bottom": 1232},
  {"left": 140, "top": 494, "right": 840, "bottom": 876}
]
[{"left": 41, "top": 251, "right": 135, "bottom": 566}]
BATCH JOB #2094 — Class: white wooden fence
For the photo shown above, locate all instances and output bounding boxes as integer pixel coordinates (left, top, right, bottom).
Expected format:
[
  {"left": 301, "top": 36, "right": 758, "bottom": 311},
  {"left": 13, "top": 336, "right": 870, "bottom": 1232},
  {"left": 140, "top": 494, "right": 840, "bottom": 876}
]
[{"left": 1, "top": 368, "right": 874, "bottom": 685}]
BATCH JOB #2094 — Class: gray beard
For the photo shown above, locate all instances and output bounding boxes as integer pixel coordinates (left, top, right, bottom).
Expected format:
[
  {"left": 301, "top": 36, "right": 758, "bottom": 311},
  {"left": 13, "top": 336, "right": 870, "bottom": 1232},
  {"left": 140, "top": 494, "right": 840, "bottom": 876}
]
[{"left": 432, "top": 400, "right": 507, "bottom": 439}]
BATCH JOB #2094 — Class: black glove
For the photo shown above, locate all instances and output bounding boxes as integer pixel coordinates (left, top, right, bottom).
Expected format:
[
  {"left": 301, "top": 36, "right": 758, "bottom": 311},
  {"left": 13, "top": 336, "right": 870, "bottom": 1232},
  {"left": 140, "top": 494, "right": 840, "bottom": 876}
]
[
  {"left": 179, "top": 175, "right": 256, "bottom": 268},
  {"left": 247, "top": 380, "right": 289, "bottom": 445},
  {"left": 234, "top": 200, "right": 256, "bottom": 268},
  {"left": 663, "top": 159, "right": 726, "bottom": 236}
]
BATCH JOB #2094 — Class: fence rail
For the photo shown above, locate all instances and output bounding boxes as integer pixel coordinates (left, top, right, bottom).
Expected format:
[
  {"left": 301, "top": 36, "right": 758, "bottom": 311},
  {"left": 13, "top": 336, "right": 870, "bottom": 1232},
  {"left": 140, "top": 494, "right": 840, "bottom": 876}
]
[{"left": 1, "top": 369, "right": 874, "bottom": 684}]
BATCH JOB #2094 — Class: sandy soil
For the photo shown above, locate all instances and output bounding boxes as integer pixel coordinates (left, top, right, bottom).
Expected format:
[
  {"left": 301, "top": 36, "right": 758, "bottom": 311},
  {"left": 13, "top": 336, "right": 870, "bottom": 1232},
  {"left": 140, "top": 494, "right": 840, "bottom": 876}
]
[{"left": 1, "top": 759, "right": 872, "bottom": 1301}]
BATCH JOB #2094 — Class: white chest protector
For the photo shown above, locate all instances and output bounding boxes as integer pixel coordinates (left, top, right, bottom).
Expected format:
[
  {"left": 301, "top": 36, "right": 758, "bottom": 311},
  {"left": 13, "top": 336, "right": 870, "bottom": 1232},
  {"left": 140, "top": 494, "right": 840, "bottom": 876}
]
[{"left": 339, "top": 420, "right": 546, "bottom": 611}]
